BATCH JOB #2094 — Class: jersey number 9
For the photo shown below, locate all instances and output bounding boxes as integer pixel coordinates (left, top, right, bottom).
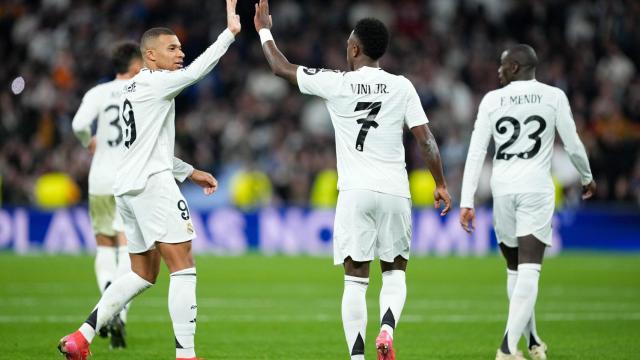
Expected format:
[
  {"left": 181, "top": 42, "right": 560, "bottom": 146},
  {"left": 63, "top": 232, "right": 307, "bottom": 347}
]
[{"left": 122, "top": 99, "right": 137, "bottom": 148}]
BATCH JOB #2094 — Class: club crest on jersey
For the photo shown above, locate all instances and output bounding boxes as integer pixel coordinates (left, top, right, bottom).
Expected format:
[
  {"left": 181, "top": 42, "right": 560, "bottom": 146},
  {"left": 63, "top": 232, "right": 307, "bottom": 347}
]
[
  {"left": 123, "top": 82, "right": 136, "bottom": 93},
  {"left": 186, "top": 221, "right": 194, "bottom": 234},
  {"left": 303, "top": 67, "right": 320, "bottom": 75},
  {"left": 303, "top": 67, "right": 343, "bottom": 75}
]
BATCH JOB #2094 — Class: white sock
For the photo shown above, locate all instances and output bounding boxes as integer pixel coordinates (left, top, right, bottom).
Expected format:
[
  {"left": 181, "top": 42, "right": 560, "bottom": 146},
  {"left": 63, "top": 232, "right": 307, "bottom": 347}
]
[
  {"left": 507, "top": 269, "right": 542, "bottom": 348},
  {"left": 94, "top": 246, "right": 117, "bottom": 293},
  {"left": 379, "top": 270, "right": 406, "bottom": 338},
  {"left": 504, "top": 263, "right": 541, "bottom": 354},
  {"left": 170, "top": 267, "right": 197, "bottom": 359},
  {"left": 342, "top": 275, "right": 368, "bottom": 360},
  {"left": 115, "top": 246, "right": 131, "bottom": 323},
  {"left": 506, "top": 269, "right": 517, "bottom": 299},
  {"left": 79, "top": 271, "right": 152, "bottom": 342}
]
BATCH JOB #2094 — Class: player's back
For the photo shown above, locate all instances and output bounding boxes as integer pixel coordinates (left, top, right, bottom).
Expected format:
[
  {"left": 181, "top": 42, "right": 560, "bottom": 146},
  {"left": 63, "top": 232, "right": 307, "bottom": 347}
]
[
  {"left": 481, "top": 80, "right": 567, "bottom": 195},
  {"left": 113, "top": 68, "right": 177, "bottom": 196},
  {"left": 79, "top": 79, "right": 129, "bottom": 195},
  {"left": 297, "top": 66, "right": 428, "bottom": 198}
]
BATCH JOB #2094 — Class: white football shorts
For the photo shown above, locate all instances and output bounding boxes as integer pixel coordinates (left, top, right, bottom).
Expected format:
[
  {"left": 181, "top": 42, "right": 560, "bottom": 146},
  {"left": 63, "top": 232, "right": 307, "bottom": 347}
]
[
  {"left": 115, "top": 170, "right": 196, "bottom": 254},
  {"left": 333, "top": 189, "right": 412, "bottom": 265},
  {"left": 492, "top": 192, "right": 555, "bottom": 247},
  {"left": 112, "top": 208, "right": 124, "bottom": 233}
]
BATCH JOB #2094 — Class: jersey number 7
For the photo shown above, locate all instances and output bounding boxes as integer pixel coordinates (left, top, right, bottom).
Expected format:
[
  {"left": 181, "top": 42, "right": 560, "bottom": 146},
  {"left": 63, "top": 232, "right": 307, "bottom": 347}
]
[{"left": 354, "top": 101, "right": 381, "bottom": 152}]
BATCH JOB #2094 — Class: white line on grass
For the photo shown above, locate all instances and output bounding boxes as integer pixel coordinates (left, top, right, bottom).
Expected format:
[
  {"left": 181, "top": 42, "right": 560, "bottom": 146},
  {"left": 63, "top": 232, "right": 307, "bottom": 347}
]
[
  {"left": 1, "top": 297, "right": 639, "bottom": 311},
  {"left": 1, "top": 312, "right": 639, "bottom": 324}
]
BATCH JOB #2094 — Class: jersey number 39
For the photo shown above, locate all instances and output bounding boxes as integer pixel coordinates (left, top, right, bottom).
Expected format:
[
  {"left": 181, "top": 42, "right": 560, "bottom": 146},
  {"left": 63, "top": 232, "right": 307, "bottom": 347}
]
[{"left": 495, "top": 115, "right": 546, "bottom": 160}]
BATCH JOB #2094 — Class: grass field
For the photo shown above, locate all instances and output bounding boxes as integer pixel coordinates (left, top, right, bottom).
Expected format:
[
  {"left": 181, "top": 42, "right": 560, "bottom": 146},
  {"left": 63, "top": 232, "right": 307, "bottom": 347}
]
[{"left": 0, "top": 253, "right": 639, "bottom": 360}]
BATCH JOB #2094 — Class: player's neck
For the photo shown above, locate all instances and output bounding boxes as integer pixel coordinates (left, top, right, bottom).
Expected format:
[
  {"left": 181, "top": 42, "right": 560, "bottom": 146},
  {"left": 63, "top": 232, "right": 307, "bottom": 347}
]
[
  {"left": 144, "top": 61, "right": 160, "bottom": 72},
  {"left": 353, "top": 60, "right": 380, "bottom": 71},
  {"left": 115, "top": 73, "right": 134, "bottom": 80},
  {"left": 512, "top": 71, "right": 536, "bottom": 82}
]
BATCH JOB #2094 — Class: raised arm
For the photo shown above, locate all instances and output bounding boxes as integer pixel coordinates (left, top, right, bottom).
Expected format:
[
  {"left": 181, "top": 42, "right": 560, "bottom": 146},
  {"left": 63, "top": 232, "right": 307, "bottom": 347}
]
[
  {"left": 254, "top": 0, "right": 299, "bottom": 84},
  {"left": 155, "top": 0, "right": 240, "bottom": 99},
  {"left": 410, "top": 124, "right": 451, "bottom": 215}
]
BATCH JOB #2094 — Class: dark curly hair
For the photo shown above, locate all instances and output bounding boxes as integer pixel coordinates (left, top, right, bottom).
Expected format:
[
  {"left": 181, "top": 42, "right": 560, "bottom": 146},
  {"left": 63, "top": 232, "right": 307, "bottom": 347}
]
[
  {"left": 111, "top": 41, "right": 141, "bottom": 74},
  {"left": 353, "top": 18, "right": 389, "bottom": 60}
]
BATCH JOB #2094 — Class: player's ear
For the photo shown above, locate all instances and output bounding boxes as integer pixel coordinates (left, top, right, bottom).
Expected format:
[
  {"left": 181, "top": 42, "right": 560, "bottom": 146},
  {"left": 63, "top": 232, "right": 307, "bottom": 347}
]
[
  {"left": 512, "top": 62, "right": 520, "bottom": 75},
  {"left": 352, "top": 42, "right": 361, "bottom": 58},
  {"left": 145, "top": 49, "right": 156, "bottom": 62}
]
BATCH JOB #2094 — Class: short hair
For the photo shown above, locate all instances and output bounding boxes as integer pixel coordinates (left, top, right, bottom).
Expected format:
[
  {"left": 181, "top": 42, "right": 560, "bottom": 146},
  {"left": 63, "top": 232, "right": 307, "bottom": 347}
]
[
  {"left": 506, "top": 44, "right": 538, "bottom": 69},
  {"left": 140, "top": 27, "right": 176, "bottom": 52},
  {"left": 353, "top": 18, "right": 389, "bottom": 60},
  {"left": 111, "top": 41, "right": 141, "bottom": 74}
]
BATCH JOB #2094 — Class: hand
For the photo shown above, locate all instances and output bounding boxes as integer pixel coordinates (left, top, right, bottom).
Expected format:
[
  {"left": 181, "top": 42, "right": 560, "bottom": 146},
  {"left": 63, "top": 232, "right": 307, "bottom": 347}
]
[
  {"left": 460, "top": 207, "right": 475, "bottom": 233},
  {"left": 254, "top": 0, "right": 273, "bottom": 31},
  {"left": 582, "top": 180, "right": 596, "bottom": 200},
  {"left": 434, "top": 185, "right": 452, "bottom": 216},
  {"left": 88, "top": 137, "right": 96, "bottom": 154},
  {"left": 189, "top": 169, "right": 218, "bottom": 196},
  {"left": 226, "top": 0, "right": 241, "bottom": 35}
]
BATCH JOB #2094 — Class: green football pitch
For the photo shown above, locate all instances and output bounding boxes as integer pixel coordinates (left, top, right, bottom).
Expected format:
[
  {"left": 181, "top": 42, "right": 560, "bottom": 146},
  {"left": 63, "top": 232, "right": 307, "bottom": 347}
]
[{"left": 0, "top": 253, "right": 639, "bottom": 359}]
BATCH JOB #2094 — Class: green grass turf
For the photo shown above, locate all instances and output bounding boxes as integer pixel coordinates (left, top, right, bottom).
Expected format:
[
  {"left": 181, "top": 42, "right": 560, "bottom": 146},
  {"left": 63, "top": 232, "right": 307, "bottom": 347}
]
[{"left": 0, "top": 253, "right": 639, "bottom": 359}]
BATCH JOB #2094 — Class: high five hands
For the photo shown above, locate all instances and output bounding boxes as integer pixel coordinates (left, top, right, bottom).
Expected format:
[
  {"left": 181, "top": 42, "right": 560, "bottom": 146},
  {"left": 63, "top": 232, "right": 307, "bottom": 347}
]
[
  {"left": 254, "top": 0, "right": 273, "bottom": 31},
  {"left": 227, "top": 0, "right": 241, "bottom": 35}
]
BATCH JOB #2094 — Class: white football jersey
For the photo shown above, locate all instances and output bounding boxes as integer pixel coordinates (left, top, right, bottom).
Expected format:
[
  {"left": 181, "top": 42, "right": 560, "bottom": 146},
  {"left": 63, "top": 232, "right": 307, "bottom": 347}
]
[
  {"left": 113, "top": 29, "right": 235, "bottom": 196},
  {"left": 72, "top": 79, "right": 130, "bottom": 195},
  {"left": 460, "top": 79, "right": 593, "bottom": 208},
  {"left": 297, "top": 66, "right": 429, "bottom": 198}
]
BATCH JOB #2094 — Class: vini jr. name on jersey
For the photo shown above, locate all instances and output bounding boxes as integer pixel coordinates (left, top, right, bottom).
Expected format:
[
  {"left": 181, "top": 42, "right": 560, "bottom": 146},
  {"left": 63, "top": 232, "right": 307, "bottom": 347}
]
[{"left": 351, "top": 83, "right": 389, "bottom": 95}]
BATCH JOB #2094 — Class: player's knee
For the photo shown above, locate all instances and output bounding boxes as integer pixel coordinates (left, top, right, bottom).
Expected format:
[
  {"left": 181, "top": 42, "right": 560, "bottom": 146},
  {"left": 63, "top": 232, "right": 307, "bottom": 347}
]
[
  {"left": 517, "top": 235, "right": 546, "bottom": 264},
  {"left": 132, "top": 267, "right": 159, "bottom": 284},
  {"left": 504, "top": 255, "right": 518, "bottom": 270},
  {"left": 140, "top": 273, "right": 158, "bottom": 284},
  {"left": 380, "top": 256, "right": 407, "bottom": 272},
  {"left": 344, "top": 257, "right": 370, "bottom": 278}
]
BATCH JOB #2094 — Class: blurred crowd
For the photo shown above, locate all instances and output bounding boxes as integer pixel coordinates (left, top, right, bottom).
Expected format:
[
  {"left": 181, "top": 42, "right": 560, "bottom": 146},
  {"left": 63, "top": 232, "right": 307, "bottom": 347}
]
[{"left": 1, "top": 0, "right": 639, "bottom": 208}]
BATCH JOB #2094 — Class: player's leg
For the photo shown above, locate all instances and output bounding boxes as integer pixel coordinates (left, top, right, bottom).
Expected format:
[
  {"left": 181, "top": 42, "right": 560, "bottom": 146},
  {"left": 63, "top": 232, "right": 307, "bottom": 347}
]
[
  {"left": 374, "top": 193, "right": 411, "bottom": 360},
  {"left": 89, "top": 194, "right": 120, "bottom": 339},
  {"left": 58, "top": 192, "right": 157, "bottom": 360},
  {"left": 94, "top": 235, "right": 117, "bottom": 292},
  {"left": 157, "top": 241, "right": 198, "bottom": 360},
  {"left": 81, "top": 250, "right": 159, "bottom": 341},
  {"left": 493, "top": 195, "right": 527, "bottom": 359},
  {"left": 90, "top": 195, "right": 119, "bottom": 294},
  {"left": 94, "top": 234, "right": 118, "bottom": 338},
  {"left": 59, "top": 250, "right": 158, "bottom": 360},
  {"left": 499, "top": 243, "right": 544, "bottom": 354},
  {"left": 109, "top": 227, "right": 131, "bottom": 349},
  {"left": 517, "top": 237, "right": 548, "bottom": 360},
  {"left": 377, "top": 256, "right": 407, "bottom": 360},
  {"left": 142, "top": 171, "right": 199, "bottom": 360},
  {"left": 334, "top": 190, "right": 377, "bottom": 360},
  {"left": 500, "top": 235, "right": 545, "bottom": 357},
  {"left": 500, "top": 193, "right": 553, "bottom": 359},
  {"left": 379, "top": 257, "right": 407, "bottom": 336},
  {"left": 343, "top": 258, "right": 370, "bottom": 360}
]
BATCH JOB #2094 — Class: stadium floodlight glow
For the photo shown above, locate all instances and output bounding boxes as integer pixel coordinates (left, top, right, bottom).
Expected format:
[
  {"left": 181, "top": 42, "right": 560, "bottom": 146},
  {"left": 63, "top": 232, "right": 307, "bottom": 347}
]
[{"left": 10, "top": 76, "right": 25, "bottom": 95}]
